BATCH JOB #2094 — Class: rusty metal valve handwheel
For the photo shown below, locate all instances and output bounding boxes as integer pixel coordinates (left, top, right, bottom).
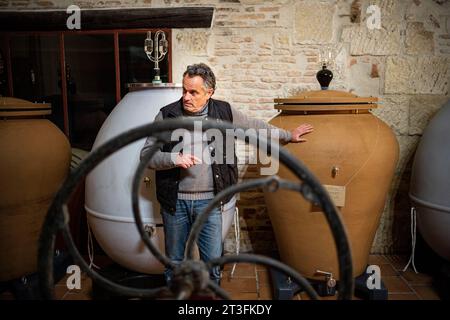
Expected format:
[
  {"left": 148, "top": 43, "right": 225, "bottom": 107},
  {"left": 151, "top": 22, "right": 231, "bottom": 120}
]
[{"left": 38, "top": 118, "right": 353, "bottom": 300}]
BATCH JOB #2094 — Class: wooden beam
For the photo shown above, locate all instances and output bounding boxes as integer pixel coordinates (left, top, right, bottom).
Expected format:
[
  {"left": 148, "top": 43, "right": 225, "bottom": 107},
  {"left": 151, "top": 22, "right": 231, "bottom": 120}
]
[
  {"left": 274, "top": 97, "right": 378, "bottom": 104},
  {"left": 274, "top": 104, "right": 377, "bottom": 112},
  {"left": 0, "top": 7, "right": 214, "bottom": 31}
]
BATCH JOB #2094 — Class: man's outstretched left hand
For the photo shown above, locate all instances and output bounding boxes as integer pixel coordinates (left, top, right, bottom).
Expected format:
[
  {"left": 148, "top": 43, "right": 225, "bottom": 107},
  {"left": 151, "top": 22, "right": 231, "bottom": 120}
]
[{"left": 290, "top": 124, "right": 314, "bottom": 142}]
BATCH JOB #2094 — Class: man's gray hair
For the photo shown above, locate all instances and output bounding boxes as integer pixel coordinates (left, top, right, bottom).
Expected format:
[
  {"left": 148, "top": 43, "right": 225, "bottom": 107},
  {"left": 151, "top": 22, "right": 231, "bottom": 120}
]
[{"left": 183, "top": 63, "right": 216, "bottom": 91}]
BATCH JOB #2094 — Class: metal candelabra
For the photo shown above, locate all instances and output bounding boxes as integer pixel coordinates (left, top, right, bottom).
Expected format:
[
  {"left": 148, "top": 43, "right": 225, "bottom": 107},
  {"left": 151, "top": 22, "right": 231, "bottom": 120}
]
[{"left": 144, "top": 30, "right": 168, "bottom": 84}]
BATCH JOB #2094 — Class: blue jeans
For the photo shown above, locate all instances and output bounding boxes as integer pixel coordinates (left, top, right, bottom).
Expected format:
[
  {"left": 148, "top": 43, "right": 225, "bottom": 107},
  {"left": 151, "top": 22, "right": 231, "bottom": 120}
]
[{"left": 161, "top": 199, "right": 222, "bottom": 286}]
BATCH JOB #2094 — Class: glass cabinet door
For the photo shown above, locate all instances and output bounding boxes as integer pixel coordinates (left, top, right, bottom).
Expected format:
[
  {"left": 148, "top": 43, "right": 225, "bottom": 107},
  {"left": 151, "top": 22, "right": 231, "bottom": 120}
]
[
  {"left": 64, "top": 34, "right": 116, "bottom": 151},
  {"left": 0, "top": 41, "right": 7, "bottom": 97},
  {"left": 9, "top": 34, "right": 64, "bottom": 132},
  {"left": 4, "top": 30, "right": 172, "bottom": 151}
]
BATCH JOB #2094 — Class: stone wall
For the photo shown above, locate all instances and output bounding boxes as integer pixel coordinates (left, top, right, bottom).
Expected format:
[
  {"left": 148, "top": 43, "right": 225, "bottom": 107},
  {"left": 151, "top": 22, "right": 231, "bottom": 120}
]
[{"left": 3, "top": 0, "right": 450, "bottom": 255}]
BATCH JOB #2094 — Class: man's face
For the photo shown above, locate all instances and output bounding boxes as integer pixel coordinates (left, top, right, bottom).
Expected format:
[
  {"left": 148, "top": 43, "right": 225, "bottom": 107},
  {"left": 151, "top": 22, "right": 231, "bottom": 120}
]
[{"left": 182, "top": 75, "right": 213, "bottom": 113}]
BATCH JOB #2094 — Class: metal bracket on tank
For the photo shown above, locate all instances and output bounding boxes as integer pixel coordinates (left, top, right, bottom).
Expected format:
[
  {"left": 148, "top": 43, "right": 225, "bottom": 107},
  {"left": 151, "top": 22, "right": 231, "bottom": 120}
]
[
  {"left": 316, "top": 270, "right": 336, "bottom": 287},
  {"left": 314, "top": 270, "right": 337, "bottom": 296}
]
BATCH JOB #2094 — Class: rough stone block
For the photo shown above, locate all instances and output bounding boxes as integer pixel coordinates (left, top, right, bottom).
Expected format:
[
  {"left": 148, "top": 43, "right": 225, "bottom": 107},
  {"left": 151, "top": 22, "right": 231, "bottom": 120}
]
[
  {"left": 370, "top": 0, "right": 406, "bottom": 21},
  {"left": 371, "top": 133, "right": 419, "bottom": 254},
  {"left": 294, "top": 1, "right": 334, "bottom": 44},
  {"left": 385, "top": 56, "right": 450, "bottom": 95},
  {"left": 405, "top": 22, "right": 434, "bottom": 54},
  {"left": 396, "top": 135, "right": 420, "bottom": 175},
  {"left": 347, "top": 57, "right": 382, "bottom": 97},
  {"left": 405, "top": 0, "right": 449, "bottom": 32},
  {"left": 408, "top": 95, "right": 449, "bottom": 135},
  {"left": 341, "top": 21, "right": 401, "bottom": 55},
  {"left": 372, "top": 95, "right": 410, "bottom": 135},
  {"left": 174, "top": 30, "right": 209, "bottom": 56}
]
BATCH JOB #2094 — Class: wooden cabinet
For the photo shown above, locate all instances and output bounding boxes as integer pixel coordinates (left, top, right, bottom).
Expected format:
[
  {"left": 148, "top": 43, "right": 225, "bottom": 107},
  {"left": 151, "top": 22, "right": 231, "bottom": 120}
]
[{"left": 0, "top": 29, "right": 172, "bottom": 151}]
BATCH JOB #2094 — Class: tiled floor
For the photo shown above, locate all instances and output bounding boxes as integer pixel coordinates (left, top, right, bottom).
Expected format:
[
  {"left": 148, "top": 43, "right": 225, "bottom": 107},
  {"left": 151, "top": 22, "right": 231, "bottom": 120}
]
[{"left": 0, "top": 255, "right": 443, "bottom": 300}]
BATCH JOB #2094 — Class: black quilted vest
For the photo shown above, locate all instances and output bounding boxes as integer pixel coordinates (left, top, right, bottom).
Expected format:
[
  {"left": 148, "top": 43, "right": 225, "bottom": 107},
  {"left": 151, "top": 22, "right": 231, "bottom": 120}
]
[{"left": 155, "top": 98, "right": 238, "bottom": 213}]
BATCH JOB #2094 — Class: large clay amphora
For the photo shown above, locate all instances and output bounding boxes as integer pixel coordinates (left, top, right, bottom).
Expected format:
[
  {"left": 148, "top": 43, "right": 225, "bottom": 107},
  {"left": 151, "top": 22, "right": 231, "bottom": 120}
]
[
  {"left": 0, "top": 97, "right": 71, "bottom": 281},
  {"left": 264, "top": 90, "right": 398, "bottom": 280}
]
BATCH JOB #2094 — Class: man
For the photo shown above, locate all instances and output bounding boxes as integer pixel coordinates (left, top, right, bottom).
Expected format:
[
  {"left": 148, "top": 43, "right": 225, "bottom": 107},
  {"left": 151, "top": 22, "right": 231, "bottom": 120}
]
[{"left": 141, "top": 63, "right": 313, "bottom": 286}]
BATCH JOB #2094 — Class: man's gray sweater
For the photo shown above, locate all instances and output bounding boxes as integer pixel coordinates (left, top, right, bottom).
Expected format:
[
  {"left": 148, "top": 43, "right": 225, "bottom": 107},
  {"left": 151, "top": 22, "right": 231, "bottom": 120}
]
[{"left": 141, "top": 102, "right": 291, "bottom": 200}]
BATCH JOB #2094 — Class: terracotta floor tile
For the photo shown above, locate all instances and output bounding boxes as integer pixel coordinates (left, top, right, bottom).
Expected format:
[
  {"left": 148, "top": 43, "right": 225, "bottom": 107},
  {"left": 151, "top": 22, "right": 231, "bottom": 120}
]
[
  {"left": 400, "top": 270, "right": 433, "bottom": 286},
  {"left": 256, "top": 265, "right": 271, "bottom": 271},
  {"left": 62, "top": 292, "right": 91, "bottom": 300},
  {"left": 383, "top": 276, "right": 412, "bottom": 293},
  {"left": 222, "top": 263, "right": 237, "bottom": 271},
  {"left": 413, "top": 286, "right": 441, "bottom": 300},
  {"left": 54, "top": 285, "right": 69, "bottom": 300},
  {"left": 388, "top": 293, "right": 420, "bottom": 300},
  {"left": 30, "top": 255, "right": 441, "bottom": 301},
  {"left": 224, "top": 263, "right": 257, "bottom": 277},
  {"left": 380, "top": 263, "right": 400, "bottom": 277},
  {"left": 257, "top": 285, "right": 273, "bottom": 300},
  {"left": 256, "top": 270, "right": 271, "bottom": 288},
  {"left": 221, "top": 277, "right": 257, "bottom": 293},
  {"left": 222, "top": 270, "right": 256, "bottom": 282},
  {"left": 384, "top": 255, "right": 409, "bottom": 271},
  {"left": 230, "top": 292, "right": 259, "bottom": 300}
]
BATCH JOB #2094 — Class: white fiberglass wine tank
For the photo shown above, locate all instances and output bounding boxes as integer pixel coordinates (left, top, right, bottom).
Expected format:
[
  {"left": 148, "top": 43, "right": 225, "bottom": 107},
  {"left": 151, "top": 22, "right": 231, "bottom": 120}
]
[
  {"left": 410, "top": 100, "right": 450, "bottom": 262},
  {"left": 85, "top": 84, "right": 236, "bottom": 274}
]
